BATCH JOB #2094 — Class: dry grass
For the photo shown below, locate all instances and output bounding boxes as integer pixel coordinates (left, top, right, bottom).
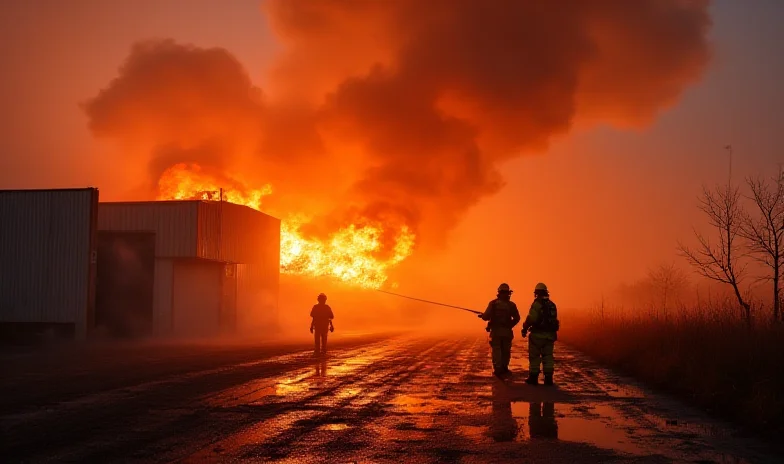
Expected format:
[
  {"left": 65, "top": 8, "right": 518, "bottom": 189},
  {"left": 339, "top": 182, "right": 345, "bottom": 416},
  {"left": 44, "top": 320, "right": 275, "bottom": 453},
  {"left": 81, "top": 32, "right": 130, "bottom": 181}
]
[{"left": 561, "top": 302, "right": 784, "bottom": 441}]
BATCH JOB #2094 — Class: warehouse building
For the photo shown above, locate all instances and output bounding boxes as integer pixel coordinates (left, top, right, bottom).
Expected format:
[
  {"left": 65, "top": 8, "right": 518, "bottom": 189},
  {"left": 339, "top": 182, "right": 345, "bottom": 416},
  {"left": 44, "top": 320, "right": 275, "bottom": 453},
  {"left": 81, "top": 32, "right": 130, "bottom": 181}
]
[
  {"left": 97, "top": 200, "right": 280, "bottom": 338},
  {"left": 0, "top": 188, "right": 280, "bottom": 341}
]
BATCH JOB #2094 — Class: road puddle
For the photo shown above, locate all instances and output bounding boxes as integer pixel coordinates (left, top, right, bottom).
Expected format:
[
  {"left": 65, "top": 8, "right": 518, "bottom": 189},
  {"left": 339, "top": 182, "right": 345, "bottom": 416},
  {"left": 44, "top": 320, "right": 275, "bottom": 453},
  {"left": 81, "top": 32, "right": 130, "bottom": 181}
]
[
  {"left": 275, "top": 371, "right": 313, "bottom": 396},
  {"left": 510, "top": 401, "right": 646, "bottom": 455},
  {"left": 319, "top": 423, "right": 350, "bottom": 431},
  {"left": 390, "top": 394, "right": 461, "bottom": 414},
  {"left": 204, "top": 367, "right": 325, "bottom": 406},
  {"left": 325, "top": 357, "right": 379, "bottom": 376},
  {"left": 204, "top": 354, "right": 373, "bottom": 407},
  {"left": 503, "top": 401, "right": 760, "bottom": 463},
  {"left": 336, "top": 387, "right": 364, "bottom": 399}
]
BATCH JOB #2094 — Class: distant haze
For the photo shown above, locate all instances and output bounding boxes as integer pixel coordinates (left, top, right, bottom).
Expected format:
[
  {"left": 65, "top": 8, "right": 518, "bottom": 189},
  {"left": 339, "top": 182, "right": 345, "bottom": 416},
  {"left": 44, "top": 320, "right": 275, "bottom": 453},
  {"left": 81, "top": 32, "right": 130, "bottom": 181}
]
[{"left": 1, "top": 0, "right": 782, "bottom": 310}]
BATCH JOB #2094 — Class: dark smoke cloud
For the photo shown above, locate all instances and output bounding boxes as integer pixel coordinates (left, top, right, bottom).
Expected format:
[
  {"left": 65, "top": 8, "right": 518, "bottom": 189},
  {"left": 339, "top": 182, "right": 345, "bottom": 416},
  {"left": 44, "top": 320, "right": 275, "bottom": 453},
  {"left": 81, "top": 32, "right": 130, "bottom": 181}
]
[
  {"left": 84, "top": 40, "right": 264, "bottom": 140},
  {"left": 82, "top": 39, "right": 332, "bottom": 210},
  {"left": 84, "top": 1, "right": 712, "bottom": 250}
]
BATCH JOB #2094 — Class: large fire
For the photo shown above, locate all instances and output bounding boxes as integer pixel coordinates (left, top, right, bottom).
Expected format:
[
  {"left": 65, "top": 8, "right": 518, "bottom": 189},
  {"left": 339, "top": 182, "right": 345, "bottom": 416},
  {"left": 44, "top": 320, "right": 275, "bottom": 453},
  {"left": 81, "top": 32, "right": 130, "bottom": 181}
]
[{"left": 157, "top": 163, "right": 415, "bottom": 288}]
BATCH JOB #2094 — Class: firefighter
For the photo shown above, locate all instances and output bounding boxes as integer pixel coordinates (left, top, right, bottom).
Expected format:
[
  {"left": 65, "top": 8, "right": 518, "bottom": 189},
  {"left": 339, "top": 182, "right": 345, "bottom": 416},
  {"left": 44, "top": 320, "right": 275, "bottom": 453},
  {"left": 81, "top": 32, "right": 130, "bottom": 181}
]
[
  {"left": 478, "top": 283, "right": 521, "bottom": 377},
  {"left": 521, "top": 283, "right": 560, "bottom": 386},
  {"left": 310, "top": 293, "right": 334, "bottom": 356}
]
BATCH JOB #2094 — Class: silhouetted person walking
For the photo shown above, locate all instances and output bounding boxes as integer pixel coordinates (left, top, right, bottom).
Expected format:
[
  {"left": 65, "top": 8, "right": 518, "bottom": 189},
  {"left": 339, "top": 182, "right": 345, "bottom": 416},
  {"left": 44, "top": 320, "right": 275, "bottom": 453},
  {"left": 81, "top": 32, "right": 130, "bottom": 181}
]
[{"left": 310, "top": 293, "right": 334, "bottom": 356}]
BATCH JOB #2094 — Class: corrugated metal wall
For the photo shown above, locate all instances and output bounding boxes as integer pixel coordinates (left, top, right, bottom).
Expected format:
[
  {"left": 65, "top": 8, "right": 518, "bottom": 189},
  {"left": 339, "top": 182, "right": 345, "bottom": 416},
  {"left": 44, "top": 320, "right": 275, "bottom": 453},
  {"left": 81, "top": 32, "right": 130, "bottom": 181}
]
[
  {"left": 99, "top": 201, "right": 280, "bottom": 266},
  {"left": 198, "top": 202, "right": 280, "bottom": 329},
  {"left": 152, "top": 259, "right": 173, "bottom": 334},
  {"left": 196, "top": 201, "right": 280, "bottom": 265},
  {"left": 98, "top": 201, "right": 198, "bottom": 257},
  {"left": 0, "top": 188, "right": 98, "bottom": 338}
]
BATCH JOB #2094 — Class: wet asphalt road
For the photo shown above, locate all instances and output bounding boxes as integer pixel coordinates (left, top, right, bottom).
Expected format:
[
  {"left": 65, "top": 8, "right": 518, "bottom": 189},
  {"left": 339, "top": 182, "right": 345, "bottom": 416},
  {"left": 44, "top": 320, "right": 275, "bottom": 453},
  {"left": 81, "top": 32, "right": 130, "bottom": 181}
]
[{"left": 0, "top": 333, "right": 780, "bottom": 463}]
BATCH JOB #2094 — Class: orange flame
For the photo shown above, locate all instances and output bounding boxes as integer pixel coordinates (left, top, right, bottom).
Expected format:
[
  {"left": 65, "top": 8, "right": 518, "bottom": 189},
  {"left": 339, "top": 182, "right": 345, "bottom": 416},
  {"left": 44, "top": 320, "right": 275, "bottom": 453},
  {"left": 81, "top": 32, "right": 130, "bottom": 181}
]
[{"left": 157, "top": 163, "right": 414, "bottom": 288}]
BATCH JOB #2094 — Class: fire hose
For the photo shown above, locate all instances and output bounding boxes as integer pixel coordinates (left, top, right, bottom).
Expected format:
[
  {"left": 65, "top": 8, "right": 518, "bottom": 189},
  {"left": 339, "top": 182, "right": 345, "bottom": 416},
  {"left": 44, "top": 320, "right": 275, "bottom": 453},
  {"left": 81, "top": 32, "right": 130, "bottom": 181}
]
[
  {"left": 375, "top": 290, "right": 528, "bottom": 337},
  {"left": 375, "top": 289, "right": 482, "bottom": 315}
]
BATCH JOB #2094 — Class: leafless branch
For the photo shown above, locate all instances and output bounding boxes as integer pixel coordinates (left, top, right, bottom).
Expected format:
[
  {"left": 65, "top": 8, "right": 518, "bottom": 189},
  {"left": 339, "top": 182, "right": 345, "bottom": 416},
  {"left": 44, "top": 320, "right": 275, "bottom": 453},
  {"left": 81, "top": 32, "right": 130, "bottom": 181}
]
[
  {"left": 679, "top": 182, "right": 752, "bottom": 325},
  {"left": 741, "top": 168, "right": 784, "bottom": 322}
]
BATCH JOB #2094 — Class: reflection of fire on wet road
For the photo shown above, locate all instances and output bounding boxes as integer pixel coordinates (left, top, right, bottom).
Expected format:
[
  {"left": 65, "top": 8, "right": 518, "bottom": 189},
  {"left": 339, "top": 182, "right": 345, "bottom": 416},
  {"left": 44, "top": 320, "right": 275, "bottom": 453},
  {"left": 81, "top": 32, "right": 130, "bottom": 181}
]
[{"left": 0, "top": 335, "right": 778, "bottom": 463}]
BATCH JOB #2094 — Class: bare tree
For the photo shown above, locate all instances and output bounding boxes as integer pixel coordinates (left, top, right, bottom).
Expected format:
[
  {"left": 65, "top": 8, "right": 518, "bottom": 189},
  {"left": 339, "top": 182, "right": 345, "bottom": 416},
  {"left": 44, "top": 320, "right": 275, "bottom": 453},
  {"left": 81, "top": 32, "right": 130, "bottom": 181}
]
[
  {"left": 679, "top": 183, "right": 752, "bottom": 326},
  {"left": 647, "top": 263, "right": 689, "bottom": 318},
  {"left": 741, "top": 168, "right": 784, "bottom": 322}
]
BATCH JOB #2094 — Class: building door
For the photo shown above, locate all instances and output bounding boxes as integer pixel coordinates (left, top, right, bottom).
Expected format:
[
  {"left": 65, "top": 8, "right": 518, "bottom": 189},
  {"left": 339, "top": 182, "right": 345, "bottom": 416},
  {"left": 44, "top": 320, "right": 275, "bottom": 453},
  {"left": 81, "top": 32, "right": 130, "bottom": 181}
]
[
  {"left": 95, "top": 231, "right": 155, "bottom": 337},
  {"left": 172, "top": 260, "right": 222, "bottom": 337}
]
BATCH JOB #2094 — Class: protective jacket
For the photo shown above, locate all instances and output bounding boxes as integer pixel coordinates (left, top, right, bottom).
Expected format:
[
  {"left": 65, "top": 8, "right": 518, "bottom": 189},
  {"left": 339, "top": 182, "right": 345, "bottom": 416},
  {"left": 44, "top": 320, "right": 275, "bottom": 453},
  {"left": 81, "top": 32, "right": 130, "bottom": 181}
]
[
  {"left": 523, "top": 297, "right": 559, "bottom": 341},
  {"left": 481, "top": 298, "right": 521, "bottom": 338}
]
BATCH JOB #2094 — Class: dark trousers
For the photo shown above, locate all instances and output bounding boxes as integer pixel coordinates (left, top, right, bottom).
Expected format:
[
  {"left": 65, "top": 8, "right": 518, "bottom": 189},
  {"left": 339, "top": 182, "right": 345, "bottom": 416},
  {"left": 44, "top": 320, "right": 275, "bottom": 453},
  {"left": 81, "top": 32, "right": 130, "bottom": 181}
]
[
  {"left": 314, "top": 329, "right": 328, "bottom": 354},
  {"left": 490, "top": 335, "right": 513, "bottom": 371}
]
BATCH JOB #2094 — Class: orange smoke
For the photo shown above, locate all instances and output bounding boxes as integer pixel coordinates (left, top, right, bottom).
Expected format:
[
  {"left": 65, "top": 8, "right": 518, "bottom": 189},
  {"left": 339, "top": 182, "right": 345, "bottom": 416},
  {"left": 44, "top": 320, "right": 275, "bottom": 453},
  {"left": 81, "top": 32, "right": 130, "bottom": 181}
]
[
  {"left": 82, "top": 1, "right": 712, "bottom": 288},
  {"left": 157, "top": 163, "right": 414, "bottom": 288}
]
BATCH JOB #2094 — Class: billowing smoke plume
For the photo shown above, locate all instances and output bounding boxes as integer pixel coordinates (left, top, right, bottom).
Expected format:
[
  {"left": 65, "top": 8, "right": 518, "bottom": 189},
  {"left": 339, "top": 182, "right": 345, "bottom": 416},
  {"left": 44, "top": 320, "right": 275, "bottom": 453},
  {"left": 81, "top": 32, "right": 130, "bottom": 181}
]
[{"left": 83, "top": 0, "right": 712, "bottom": 254}]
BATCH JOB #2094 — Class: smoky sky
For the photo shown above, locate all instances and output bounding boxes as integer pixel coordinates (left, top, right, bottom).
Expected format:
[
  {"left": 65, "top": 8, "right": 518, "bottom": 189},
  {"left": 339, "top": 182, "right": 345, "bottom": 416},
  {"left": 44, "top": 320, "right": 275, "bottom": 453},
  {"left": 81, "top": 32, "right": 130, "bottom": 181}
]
[{"left": 83, "top": 0, "right": 712, "bottom": 251}]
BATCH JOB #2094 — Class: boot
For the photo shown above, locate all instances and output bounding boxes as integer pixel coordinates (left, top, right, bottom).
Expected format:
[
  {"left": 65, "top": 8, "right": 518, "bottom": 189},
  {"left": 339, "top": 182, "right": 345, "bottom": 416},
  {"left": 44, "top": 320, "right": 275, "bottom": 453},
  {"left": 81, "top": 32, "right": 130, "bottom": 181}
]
[
  {"left": 525, "top": 372, "right": 539, "bottom": 385},
  {"left": 544, "top": 373, "right": 554, "bottom": 386}
]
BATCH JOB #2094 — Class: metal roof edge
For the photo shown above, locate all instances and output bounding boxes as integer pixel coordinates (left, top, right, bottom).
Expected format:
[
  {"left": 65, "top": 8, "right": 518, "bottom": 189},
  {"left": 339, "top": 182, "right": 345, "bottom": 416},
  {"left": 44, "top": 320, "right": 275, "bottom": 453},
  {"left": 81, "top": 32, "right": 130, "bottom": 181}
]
[
  {"left": 209, "top": 201, "right": 281, "bottom": 222},
  {"left": 0, "top": 187, "right": 99, "bottom": 194},
  {"left": 99, "top": 199, "right": 281, "bottom": 222},
  {"left": 99, "top": 199, "right": 201, "bottom": 205}
]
